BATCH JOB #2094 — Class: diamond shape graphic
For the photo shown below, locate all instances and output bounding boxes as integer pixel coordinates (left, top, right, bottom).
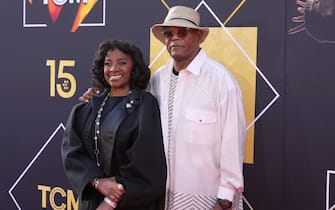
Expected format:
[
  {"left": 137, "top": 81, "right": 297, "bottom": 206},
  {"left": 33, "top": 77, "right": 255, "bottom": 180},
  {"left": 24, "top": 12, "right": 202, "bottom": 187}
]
[{"left": 8, "top": 123, "right": 74, "bottom": 209}]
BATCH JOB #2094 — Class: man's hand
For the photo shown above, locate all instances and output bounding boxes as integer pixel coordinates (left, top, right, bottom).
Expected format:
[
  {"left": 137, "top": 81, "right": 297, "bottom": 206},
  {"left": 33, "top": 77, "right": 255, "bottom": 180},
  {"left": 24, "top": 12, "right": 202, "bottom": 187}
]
[
  {"left": 213, "top": 200, "right": 232, "bottom": 210},
  {"left": 78, "top": 87, "right": 100, "bottom": 102},
  {"left": 213, "top": 202, "right": 223, "bottom": 210}
]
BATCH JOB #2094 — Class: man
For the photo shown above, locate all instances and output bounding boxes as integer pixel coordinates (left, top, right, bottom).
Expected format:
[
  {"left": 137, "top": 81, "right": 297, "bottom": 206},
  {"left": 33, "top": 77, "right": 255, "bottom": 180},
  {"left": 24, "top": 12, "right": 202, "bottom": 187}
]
[
  {"left": 80, "top": 6, "right": 246, "bottom": 210},
  {"left": 149, "top": 6, "right": 246, "bottom": 210}
]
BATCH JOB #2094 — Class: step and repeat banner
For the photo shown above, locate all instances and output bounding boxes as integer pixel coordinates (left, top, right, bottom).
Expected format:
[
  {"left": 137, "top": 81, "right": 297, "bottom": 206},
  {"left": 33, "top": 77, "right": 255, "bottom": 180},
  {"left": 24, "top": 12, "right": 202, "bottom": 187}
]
[{"left": 1, "top": 0, "right": 334, "bottom": 209}]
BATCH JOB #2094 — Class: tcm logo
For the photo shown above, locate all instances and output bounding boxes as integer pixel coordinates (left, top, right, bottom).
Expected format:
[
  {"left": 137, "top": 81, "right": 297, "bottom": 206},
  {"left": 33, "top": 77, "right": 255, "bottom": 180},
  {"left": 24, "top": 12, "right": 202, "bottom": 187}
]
[
  {"left": 38, "top": 185, "right": 78, "bottom": 210},
  {"left": 23, "top": 0, "right": 106, "bottom": 32},
  {"left": 43, "top": 0, "right": 87, "bottom": 5}
]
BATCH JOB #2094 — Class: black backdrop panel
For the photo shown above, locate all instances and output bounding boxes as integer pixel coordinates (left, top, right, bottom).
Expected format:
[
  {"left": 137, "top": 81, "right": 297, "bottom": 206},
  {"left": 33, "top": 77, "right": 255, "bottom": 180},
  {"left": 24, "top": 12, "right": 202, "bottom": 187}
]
[{"left": 1, "top": 0, "right": 334, "bottom": 209}]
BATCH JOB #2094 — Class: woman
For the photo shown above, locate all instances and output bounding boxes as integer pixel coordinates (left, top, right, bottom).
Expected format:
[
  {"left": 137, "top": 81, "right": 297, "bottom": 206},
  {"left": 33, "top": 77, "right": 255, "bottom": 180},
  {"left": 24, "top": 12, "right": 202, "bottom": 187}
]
[{"left": 61, "top": 40, "right": 167, "bottom": 210}]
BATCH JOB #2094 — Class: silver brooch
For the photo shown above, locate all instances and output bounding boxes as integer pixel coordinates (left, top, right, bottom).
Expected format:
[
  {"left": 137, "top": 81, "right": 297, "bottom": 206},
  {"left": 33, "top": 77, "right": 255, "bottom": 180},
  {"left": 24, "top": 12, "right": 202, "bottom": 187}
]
[{"left": 126, "top": 100, "right": 134, "bottom": 108}]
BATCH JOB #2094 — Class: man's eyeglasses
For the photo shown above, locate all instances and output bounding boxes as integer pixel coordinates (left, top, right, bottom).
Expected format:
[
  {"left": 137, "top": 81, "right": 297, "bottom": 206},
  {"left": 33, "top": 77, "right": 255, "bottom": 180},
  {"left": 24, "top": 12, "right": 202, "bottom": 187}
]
[{"left": 162, "top": 28, "right": 194, "bottom": 40}]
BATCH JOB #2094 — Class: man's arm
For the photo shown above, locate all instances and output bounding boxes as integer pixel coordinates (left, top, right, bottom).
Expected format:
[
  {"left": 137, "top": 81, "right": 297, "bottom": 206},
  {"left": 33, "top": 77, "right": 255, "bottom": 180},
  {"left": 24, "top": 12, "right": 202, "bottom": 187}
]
[{"left": 217, "top": 82, "right": 246, "bottom": 207}]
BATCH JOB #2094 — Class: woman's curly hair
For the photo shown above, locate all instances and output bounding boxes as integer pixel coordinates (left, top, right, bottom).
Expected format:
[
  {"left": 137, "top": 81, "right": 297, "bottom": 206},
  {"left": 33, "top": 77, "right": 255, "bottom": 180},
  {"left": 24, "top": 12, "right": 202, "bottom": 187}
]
[{"left": 90, "top": 40, "right": 150, "bottom": 91}]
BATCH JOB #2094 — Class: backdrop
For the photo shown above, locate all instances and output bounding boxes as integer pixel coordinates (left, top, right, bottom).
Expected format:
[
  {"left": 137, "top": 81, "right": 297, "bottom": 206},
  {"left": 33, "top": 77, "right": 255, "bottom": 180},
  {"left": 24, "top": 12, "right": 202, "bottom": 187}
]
[{"left": 1, "top": 0, "right": 334, "bottom": 209}]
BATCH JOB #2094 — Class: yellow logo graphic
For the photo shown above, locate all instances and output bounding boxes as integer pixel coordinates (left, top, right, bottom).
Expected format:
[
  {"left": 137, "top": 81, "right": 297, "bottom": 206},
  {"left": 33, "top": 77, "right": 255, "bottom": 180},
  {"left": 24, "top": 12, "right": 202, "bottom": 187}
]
[
  {"left": 46, "top": 59, "right": 77, "bottom": 98},
  {"left": 38, "top": 185, "right": 78, "bottom": 210}
]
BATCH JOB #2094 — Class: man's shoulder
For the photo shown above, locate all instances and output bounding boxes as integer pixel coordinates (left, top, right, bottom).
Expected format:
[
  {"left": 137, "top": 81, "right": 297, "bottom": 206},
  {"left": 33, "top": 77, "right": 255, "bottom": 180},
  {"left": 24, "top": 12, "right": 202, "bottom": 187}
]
[
  {"left": 154, "top": 63, "right": 170, "bottom": 74},
  {"left": 152, "top": 58, "right": 173, "bottom": 75},
  {"left": 203, "top": 58, "right": 231, "bottom": 75},
  {"left": 201, "top": 57, "right": 240, "bottom": 87},
  {"left": 151, "top": 63, "right": 169, "bottom": 82}
]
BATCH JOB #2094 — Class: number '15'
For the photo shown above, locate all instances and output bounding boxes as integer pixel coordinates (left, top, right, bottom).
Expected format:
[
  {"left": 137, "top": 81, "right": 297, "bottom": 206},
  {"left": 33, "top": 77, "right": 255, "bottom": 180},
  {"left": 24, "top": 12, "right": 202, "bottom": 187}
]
[{"left": 46, "top": 60, "right": 76, "bottom": 98}]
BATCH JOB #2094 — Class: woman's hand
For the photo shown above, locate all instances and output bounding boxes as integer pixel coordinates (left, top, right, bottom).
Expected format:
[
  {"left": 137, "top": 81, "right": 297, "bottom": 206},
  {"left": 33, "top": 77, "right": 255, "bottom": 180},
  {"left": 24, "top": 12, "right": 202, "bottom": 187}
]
[
  {"left": 96, "top": 199, "right": 115, "bottom": 210},
  {"left": 94, "top": 177, "right": 126, "bottom": 203}
]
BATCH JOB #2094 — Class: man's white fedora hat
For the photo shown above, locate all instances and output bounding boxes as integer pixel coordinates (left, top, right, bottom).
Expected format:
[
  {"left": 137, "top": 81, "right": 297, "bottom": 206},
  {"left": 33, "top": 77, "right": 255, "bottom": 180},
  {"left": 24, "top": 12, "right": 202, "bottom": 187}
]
[{"left": 151, "top": 6, "right": 209, "bottom": 43}]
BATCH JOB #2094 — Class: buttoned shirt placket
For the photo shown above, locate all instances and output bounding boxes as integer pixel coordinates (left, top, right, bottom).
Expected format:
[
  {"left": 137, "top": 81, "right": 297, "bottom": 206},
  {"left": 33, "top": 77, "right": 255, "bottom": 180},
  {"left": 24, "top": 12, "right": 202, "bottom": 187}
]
[{"left": 165, "top": 71, "right": 178, "bottom": 210}]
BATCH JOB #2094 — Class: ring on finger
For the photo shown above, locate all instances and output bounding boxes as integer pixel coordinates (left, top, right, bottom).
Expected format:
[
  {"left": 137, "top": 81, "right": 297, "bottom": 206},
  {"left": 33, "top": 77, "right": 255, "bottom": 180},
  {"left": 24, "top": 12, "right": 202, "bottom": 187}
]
[{"left": 117, "top": 183, "right": 123, "bottom": 190}]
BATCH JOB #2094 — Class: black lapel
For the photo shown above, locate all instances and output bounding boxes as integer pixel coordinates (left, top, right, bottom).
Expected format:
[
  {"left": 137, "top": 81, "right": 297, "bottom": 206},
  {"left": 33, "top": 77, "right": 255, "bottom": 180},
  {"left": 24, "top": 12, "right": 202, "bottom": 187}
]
[{"left": 99, "top": 90, "right": 142, "bottom": 175}]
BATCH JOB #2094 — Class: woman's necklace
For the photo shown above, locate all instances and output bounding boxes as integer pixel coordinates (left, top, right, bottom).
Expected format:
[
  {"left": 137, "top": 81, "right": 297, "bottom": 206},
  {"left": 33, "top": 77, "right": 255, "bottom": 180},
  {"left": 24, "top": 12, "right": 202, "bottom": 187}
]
[{"left": 93, "top": 92, "right": 110, "bottom": 167}]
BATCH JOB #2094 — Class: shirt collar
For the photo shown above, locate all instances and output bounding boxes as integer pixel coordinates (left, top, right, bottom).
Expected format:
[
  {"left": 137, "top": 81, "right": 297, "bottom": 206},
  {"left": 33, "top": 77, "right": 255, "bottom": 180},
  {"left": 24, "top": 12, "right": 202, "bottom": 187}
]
[{"left": 184, "top": 49, "right": 206, "bottom": 76}]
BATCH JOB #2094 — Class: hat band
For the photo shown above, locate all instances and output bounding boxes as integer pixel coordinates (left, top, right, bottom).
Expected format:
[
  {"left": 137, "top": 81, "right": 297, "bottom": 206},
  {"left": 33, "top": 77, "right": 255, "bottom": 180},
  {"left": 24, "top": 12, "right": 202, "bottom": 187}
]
[{"left": 168, "top": 17, "right": 199, "bottom": 27}]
